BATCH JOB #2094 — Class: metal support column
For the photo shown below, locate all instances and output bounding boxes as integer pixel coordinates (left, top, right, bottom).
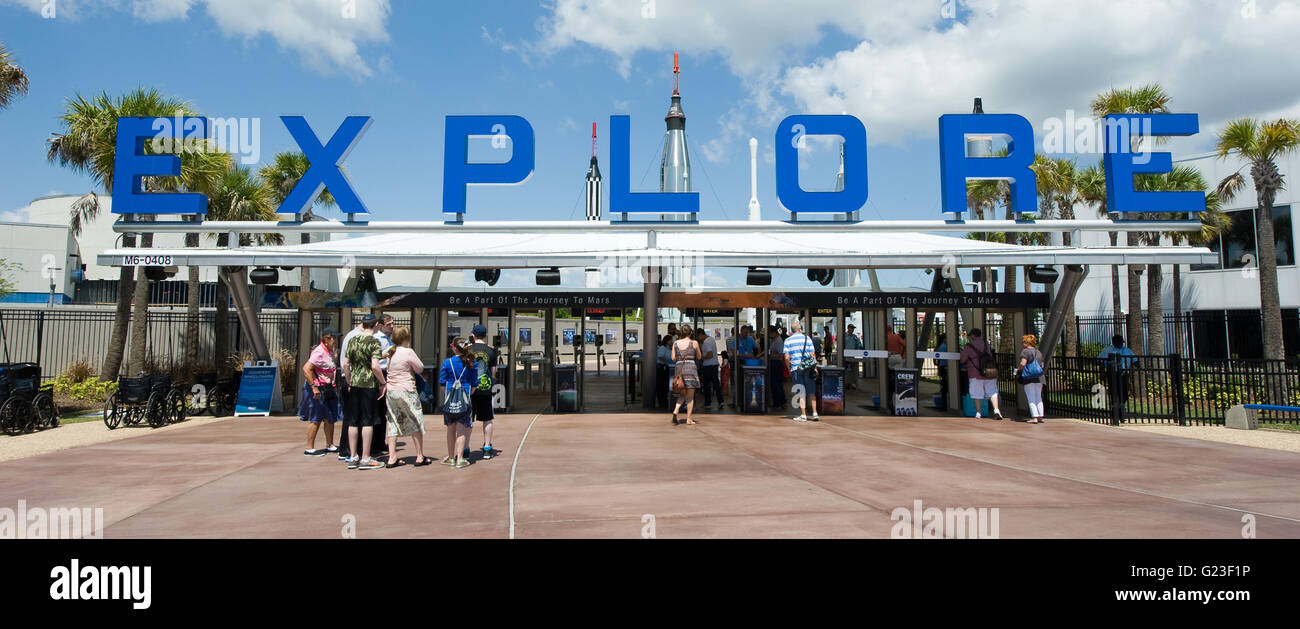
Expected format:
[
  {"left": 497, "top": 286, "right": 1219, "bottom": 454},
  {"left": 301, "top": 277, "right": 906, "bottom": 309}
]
[
  {"left": 835, "top": 307, "right": 845, "bottom": 368},
  {"left": 1013, "top": 310, "right": 1028, "bottom": 414},
  {"left": 1040, "top": 265, "right": 1089, "bottom": 362},
  {"left": 642, "top": 266, "right": 659, "bottom": 410},
  {"left": 507, "top": 308, "right": 517, "bottom": 411},
  {"left": 877, "top": 309, "right": 889, "bottom": 409},
  {"left": 904, "top": 308, "right": 918, "bottom": 369},
  {"left": 946, "top": 313, "right": 960, "bottom": 411},
  {"left": 221, "top": 267, "right": 270, "bottom": 361}
]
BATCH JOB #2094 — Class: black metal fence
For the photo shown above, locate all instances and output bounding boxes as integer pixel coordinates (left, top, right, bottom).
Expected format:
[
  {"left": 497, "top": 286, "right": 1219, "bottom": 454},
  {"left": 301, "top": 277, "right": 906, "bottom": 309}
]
[
  {"left": 0, "top": 308, "right": 333, "bottom": 381},
  {"left": 1043, "top": 353, "right": 1300, "bottom": 426}
]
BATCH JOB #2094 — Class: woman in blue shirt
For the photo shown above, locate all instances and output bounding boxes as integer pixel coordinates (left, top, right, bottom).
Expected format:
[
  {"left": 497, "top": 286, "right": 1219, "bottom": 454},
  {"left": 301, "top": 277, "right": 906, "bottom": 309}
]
[{"left": 439, "top": 337, "right": 478, "bottom": 469}]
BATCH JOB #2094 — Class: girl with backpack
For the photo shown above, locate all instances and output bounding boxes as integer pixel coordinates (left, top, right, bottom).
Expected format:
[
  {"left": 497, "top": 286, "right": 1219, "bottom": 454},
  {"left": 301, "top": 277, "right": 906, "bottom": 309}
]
[
  {"left": 1017, "top": 334, "right": 1046, "bottom": 424},
  {"left": 439, "top": 337, "right": 478, "bottom": 469}
]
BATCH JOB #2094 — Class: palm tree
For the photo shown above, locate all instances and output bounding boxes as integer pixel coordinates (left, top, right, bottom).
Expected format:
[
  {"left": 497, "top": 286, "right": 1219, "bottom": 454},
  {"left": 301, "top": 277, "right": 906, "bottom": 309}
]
[
  {"left": 1132, "top": 166, "right": 1218, "bottom": 361},
  {"left": 1167, "top": 190, "right": 1230, "bottom": 356},
  {"left": 47, "top": 88, "right": 228, "bottom": 378},
  {"left": 0, "top": 43, "right": 30, "bottom": 110},
  {"left": 259, "top": 151, "right": 338, "bottom": 292},
  {"left": 204, "top": 166, "right": 282, "bottom": 376},
  {"left": 967, "top": 178, "right": 1001, "bottom": 294},
  {"left": 1215, "top": 117, "right": 1300, "bottom": 364},
  {"left": 1031, "top": 155, "right": 1083, "bottom": 355},
  {"left": 1091, "top": 83, "right": 1172, "bottom": 354},
  {"left": 1075, "top": 163, "right": 1123, "bottom": 331}
]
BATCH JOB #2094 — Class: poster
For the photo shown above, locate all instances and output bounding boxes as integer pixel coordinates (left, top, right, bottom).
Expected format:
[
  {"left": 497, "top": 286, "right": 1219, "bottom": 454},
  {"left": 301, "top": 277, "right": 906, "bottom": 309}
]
[
  {"left": 820, "top": 368, "right": 844, "bottom": 415},
  {"left": 235, "top": 361, "right": 282, "bottom": 416},
  {"left": 519, "top": 328, "right": 532, "bottom": 345},
  {"left": 625, "top": 330, "right": 639, "bottom": 345},
  {"left": 892, "top": 368, "right": 918, "bottom": 416},
  {"left": 584, "top": 330, "right": 598, "bottom": 345},
  {"left": 563, "top": 329, "right": 576, "bottom": 345}
]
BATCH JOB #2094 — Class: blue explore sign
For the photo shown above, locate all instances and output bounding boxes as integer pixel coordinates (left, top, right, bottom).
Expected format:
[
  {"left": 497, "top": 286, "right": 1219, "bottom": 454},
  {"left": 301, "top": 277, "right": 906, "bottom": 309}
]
[{"left": 110, "top": 111, "right": 1205, "bottom": 219}]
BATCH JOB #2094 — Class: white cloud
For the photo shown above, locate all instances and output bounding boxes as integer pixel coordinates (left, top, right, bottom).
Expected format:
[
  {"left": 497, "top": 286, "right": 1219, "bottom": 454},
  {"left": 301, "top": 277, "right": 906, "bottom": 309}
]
[
  {"left": 2, "top": 0, "right": 392, "bottom": 77},
  {"left": 539, "top": 0, "right": 1300, "bottom": 148}
]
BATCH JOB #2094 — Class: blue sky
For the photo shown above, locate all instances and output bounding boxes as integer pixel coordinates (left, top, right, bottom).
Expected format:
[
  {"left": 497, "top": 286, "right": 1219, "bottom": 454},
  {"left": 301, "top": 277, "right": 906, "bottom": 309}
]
[{"left": 2, "top": 0, "right": 1298, "bottom": 288}]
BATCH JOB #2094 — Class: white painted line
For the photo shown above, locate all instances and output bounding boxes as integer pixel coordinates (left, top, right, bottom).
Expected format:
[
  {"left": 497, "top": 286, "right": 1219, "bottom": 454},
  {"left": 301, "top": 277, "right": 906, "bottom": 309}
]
[{"left": 509, "top": 412, "right": 544, "bottom": 540}]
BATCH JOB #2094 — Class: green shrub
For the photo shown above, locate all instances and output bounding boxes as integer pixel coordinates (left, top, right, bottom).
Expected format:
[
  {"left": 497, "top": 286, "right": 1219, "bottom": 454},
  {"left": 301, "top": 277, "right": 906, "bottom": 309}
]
[
  {"left": 1078, "top": 342, "right": 1105, "bottom": 358},
  {"left": 53, "top": 376, "right": 117, "bottom": 403}
]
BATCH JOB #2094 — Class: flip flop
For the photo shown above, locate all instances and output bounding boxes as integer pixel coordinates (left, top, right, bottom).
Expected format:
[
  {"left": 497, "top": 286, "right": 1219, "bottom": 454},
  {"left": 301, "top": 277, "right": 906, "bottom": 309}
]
[
  {"left": 413, "top": 457, "right": 432, "bottom": 467},
  {"left": 385, "top": 460, "right": 405, "bottom": 468}
]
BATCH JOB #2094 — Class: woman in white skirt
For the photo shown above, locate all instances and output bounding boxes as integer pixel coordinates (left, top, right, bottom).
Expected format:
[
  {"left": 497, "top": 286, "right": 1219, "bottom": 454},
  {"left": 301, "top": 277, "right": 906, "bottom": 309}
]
[{"left": 382, "top": 327, "right": 431, "bottom": 467}]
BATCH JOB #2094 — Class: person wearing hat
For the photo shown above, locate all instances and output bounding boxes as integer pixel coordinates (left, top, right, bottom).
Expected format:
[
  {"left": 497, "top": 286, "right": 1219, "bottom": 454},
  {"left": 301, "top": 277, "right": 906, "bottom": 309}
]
[
  {"left": 468, "top": 324, "right": 499, "bottom": 459},
  {"left": 299, "top": 327, "right": 342, "bottom": 456}
]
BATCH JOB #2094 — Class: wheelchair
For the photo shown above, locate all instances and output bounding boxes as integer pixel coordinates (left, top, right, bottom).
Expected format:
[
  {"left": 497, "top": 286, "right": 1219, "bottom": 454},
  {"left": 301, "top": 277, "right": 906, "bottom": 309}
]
[
  {"left": 0, "top": 363, "right": 59, "bottom": 435},
  {"left": 186, "top": 372, "right": 236, "bottom": 417},
  {"left": 104, "top": 374, "right": 187, "bottom": 429}
]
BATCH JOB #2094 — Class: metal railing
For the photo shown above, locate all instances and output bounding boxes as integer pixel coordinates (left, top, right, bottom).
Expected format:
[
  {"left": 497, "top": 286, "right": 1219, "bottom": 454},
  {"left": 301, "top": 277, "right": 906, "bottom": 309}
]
[{"left": 1044, "top": 353, "right": 1300, "bottom": 426}]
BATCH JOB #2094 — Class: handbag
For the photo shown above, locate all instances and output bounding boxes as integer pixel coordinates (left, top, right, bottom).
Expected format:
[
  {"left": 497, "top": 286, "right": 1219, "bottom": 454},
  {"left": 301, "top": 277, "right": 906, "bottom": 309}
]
[
  {"left": 1022, "top": 353, "right": 1044, "bottom": 379},
  {"left": 317, "top": 382, "right": 337, "bottom": 402}
]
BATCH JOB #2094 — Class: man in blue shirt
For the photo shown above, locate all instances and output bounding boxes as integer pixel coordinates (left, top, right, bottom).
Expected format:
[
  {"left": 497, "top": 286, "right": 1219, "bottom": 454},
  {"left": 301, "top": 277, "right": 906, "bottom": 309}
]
[
  {"left": 1098, "top": 334, "right": 1137, "bottom": 417},
  {"left": 783, "top": 320, "right": 819, "bottom": 422}
]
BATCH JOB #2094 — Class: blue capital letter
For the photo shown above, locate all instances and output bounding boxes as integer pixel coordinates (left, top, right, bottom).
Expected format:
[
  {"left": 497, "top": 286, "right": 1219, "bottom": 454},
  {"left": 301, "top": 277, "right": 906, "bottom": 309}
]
[
  {"left": 442, "top": 115, "right": 535, "bottom": 216},
  {"left": 775, "top": 115, "right": 868, "bottom": 214},
  {"left": 112, "top": 116, "right": 210, "bottom": 214},
  {"left": 280, "top": 116, "right": 373, "bottom": 216},
  {"left": 938, "top": 114, "right": 1036, "bottom": 215},
  {"left": 1103, "top": 113, "right": 1203, "bottom": 214},
  {"left": 608, "top": 115, "right": 699, "bottom": 215}
]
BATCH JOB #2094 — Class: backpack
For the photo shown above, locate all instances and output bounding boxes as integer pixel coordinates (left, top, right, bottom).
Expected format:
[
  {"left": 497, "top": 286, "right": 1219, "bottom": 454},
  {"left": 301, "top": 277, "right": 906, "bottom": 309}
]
[
  {"left": 442, "top": 359, "right": 472, "bottom": 419},
  {"left": 472, "top": 349, "right": 494, "bottom": 393},
  {"left": 977, "top": 344, "right": 999, "bottom": 379}
]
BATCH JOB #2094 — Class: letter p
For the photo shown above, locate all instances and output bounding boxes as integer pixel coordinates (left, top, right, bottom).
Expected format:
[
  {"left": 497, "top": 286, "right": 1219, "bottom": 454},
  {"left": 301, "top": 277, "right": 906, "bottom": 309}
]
[{"left": 442, "top": 115, "right": 535, "bottom": 216}]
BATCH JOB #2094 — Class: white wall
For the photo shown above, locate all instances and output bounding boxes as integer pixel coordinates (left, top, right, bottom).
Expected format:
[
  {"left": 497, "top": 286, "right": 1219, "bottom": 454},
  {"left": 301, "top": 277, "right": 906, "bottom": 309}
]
[{"left": 0, "top": 222, "right": 76, "bottom": 298}]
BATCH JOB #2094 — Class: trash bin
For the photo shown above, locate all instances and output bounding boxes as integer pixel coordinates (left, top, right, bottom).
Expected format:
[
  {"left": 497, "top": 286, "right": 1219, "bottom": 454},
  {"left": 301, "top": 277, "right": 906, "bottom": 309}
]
[
  {"left": 553, "top": 363, "right": 580, "bottom": 413},
  {"left": 741, "top": 365, "right": 767, "bottom": 414},
  {"left": 889, "top": 368, "right": 918, "bottom": 416},
  {"left": 818, "top": 366, "right": 844, "bottom": 415},
  {"left": 420, "top": 366, "right": 439, "bottom": 414}
]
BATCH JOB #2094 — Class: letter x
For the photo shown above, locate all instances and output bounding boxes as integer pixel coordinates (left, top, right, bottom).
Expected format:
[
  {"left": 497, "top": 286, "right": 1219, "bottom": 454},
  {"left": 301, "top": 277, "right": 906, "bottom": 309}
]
[{"left": 279, "top": 116, "right": 373, "bottom": 216}]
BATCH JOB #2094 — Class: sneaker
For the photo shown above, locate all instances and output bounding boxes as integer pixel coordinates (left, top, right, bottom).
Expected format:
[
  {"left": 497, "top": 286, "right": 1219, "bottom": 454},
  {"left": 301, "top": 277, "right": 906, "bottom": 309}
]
[
  {"left": 974, "top": 414, "right": 981, "bottom": 420},
  {"left": 455, "top": 459, "right": 471, "bottom": 469},
  {"left": 811, "top": 414, "right": 820, "bottom": 422},
  {"left": 993, "top": 411, "right": 1004, "bottom": 421},
  {"left": 304, "top": 449, "right": 327, "bottom": 457},
  {"left": 463, "top": 448, "right": 471, "bottom": 459},
  {"left": 357, "top": 459, "right": 384, "bottom": 471},
  {"left": 326, "top": 445, "right": 339, "bottom": 453},
  {"left": 792, "top": 415, "right": 808, "bottom": 422},
  {"left": 439, "top": 456, "right": 456, "bottom": 467},
  {"left": 481, "top": 446, "right": 494, "bottom": 460},
  {"left": 346, "top": 456, "right": 360, "bottom": 469}
]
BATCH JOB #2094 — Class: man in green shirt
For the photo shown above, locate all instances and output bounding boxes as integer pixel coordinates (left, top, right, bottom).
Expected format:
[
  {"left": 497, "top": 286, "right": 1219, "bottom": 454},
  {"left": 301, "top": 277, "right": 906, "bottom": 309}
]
[{"left": 343, "top": 317, "right": 387, "bottom": 470}]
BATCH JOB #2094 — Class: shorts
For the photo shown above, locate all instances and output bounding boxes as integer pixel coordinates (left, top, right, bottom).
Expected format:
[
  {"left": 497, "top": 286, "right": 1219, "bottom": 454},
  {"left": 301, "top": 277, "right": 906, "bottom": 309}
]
[
  {"left": 790, "top": 368, "right": 816, "bottom": 396},
  {"left": 968, "top": 377, "right": 999, "bottom": 400},
  {"left": 346, "top": 386, "right": 385, "bottom": 428},
  {"left": 443, "top": 412, "right": 474, "bottom": 429},
  {"left": 472, "top": 392, "right": 495, "bottom": 422}
]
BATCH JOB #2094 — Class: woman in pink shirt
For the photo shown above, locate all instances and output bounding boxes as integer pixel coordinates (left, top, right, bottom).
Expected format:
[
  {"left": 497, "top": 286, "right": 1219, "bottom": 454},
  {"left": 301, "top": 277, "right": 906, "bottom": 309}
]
[
  {"left": 299, "top": 328, "right": 342, "bottom": 456},
  {"left": 381, "top": 326, "right": 430, "bottom": 467}
]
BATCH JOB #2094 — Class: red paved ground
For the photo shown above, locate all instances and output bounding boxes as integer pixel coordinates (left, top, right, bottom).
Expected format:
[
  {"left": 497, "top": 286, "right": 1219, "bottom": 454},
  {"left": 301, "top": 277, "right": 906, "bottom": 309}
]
[{"left": 2, "top": 412, "right": 1298, "bottom": 538}]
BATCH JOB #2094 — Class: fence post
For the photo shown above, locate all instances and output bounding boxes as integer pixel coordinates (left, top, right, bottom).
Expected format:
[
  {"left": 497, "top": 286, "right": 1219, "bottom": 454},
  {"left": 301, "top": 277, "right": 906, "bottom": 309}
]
[
  {"left": 1169, "top": 353, "right": 1186, "bottom": 426},
  {"left": 1108, "top": 363, "right": 1123, "bottom": 426},
  {"left": 35, "top": 310, "right": 45, "bottom": 369}
]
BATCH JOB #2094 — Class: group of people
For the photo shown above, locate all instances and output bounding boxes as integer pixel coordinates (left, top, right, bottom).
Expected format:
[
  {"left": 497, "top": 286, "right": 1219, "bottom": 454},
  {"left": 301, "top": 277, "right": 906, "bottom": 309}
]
[
  {"left": 658, "top": 319, "right": 833, "bottom": 424},
  {"left": 298, "top": 314, "right": 500, "bottom": 471}
]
